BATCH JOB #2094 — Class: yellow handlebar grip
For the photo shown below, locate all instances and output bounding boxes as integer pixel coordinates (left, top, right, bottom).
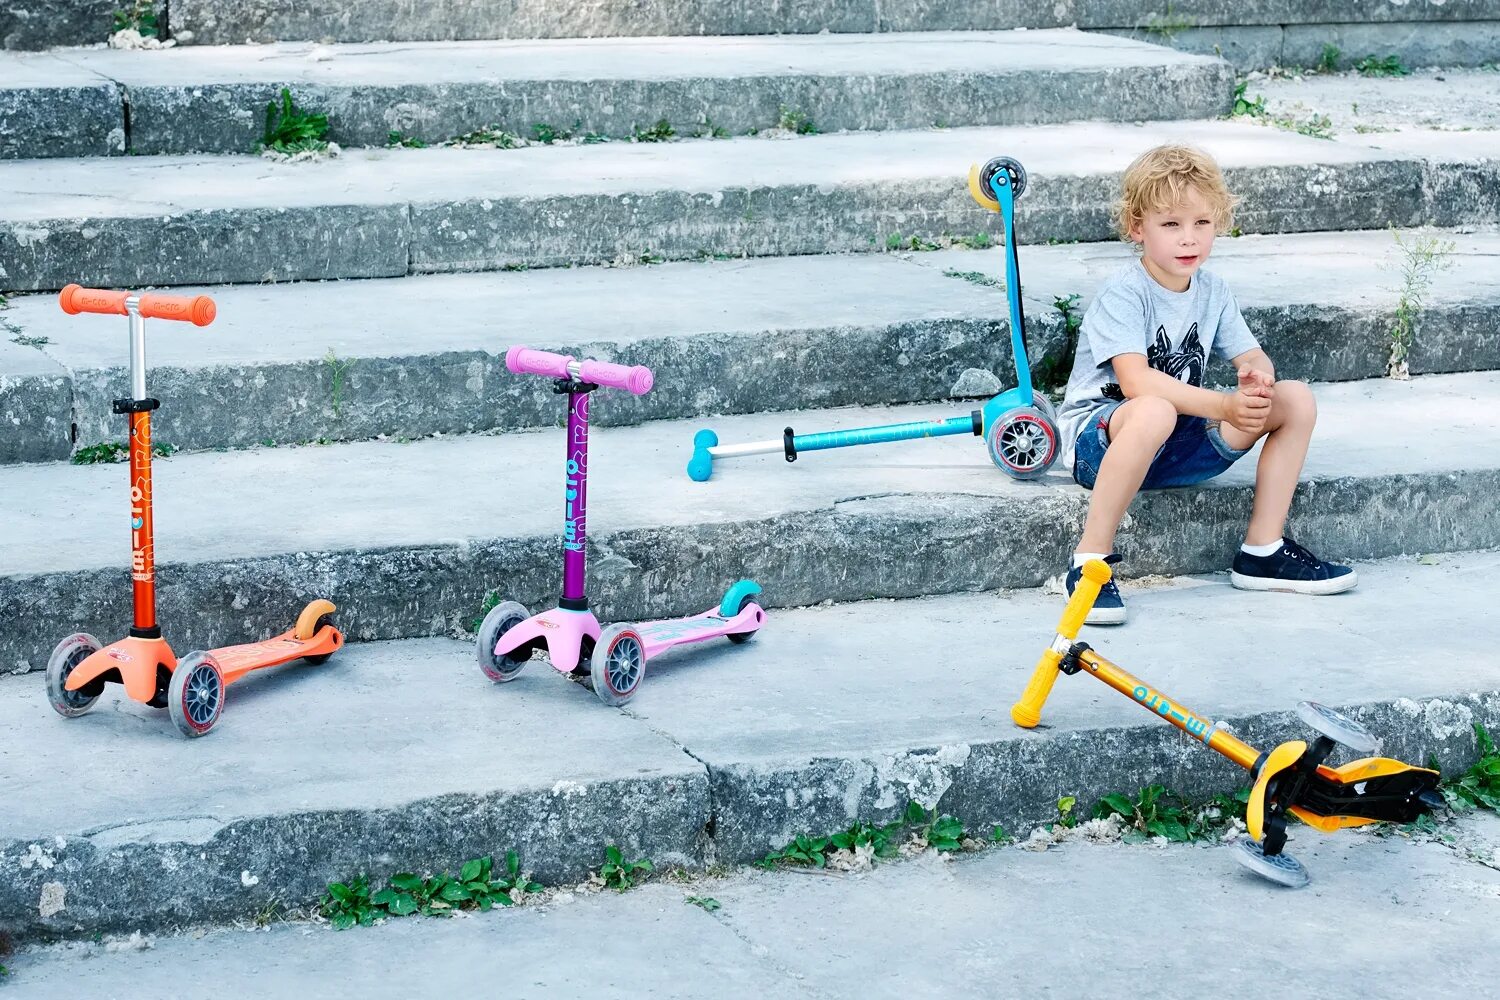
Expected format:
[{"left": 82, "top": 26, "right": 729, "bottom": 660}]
[{"left": 1010, "top": 559, "right": 1113, "bottom": 728}]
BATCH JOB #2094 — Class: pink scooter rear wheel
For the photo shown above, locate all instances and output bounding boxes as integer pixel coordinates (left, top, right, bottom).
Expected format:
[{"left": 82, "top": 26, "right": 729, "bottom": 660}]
[{"left": 591, "top": 625, "right": 646, "bottom": 706}]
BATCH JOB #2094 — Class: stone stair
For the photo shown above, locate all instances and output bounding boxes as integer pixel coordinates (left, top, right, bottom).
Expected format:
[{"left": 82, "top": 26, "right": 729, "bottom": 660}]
[{"left": 3, "top": 2, "right": 1499, "bottom": 947}]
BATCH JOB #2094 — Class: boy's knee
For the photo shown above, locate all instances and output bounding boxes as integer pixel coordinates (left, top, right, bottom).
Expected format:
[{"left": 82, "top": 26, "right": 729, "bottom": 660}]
[
  {"left": 1275, "top": 380, "right": 1316, "bottom": 423},
  {"left": 1114, "top": 395, "right": 1177, "bottom": 441}
]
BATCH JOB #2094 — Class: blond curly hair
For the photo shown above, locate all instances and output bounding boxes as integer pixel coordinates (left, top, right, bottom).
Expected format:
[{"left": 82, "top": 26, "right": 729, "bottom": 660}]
[{"left": 1113, "top": 144, "right": 1239, "bottom": 242}]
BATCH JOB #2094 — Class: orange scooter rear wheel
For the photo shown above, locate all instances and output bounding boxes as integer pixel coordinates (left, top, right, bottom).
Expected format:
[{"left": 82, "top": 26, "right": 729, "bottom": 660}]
[{"left": 47, "top": 633, "right": 103, "bottom": 718}]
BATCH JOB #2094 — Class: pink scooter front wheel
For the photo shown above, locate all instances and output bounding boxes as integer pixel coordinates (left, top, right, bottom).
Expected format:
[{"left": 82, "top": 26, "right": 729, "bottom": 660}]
[
  {"left": 477, "top": 600, "right": 533, "bottom": 683},
  {"left": 591, "top": 624, "right": 646, "bottom": 706}
]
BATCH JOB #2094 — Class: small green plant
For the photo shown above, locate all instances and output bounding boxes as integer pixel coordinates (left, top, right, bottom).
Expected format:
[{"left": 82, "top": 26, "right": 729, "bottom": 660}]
[
  {"left": 694, "top": 116, "right": 731, "bottom": 139},
  {"left": 685, "top": 895, "right": 721, "bottom": 912},
  {"left": 324, "top": 348, "right": 353, "bottom": 418},
  {"left": 1093, "top": 785, "right": 1249, "bottom": 843},
  {"left": 758, "top": 833, "right": 832, "bottom": 868},
  {"left": 386, "top": 131, "right": 427, "bottom": 148},
  {"left": 1279, "top": 112, "right": 1334, "bottom": 140},
  {"left": 776, "top": 106, "right": 819, "bottom": 135},
  {"left": 262, "top": 88, "right": 329, "bottom": 155},
  {"left": 376, "top": 852, "right": 541, "bottom": 916},
  {"left": 599, "top": 845, "right": 654, "bottom": 890},
  {"left": 991, "top": 824, "right": 1012, "bottom": 845},
  {"left": 450, "top": 126, "right": 524, "bottom": 148},
  {"left": 581, "top": 130, "right": 610, "bottom": 144},
  {"left": 1443, "top": 723, "right": 1500, "bottom": 812},
  {"left": 1316, "top": 43, "right": 1342, "bottom": 73},
  {"left": 942, "top": 269, "right": 1000, "bottom": 288},
  {"left": 922, "top": 812, "right": 967, "bottom": 852},
  {"left": 1386, "top": 228, "right": 1456, "bottom": 378},
  {"left": 532, "top": 122, "right": 574, "bottom": 144},
  {"left": 72, "top": 441, "right": 176, "bottom": 465},
  {"left": 1356, "top": 54, "right": 1410, "bottom": 77},
  {"left": 10, "top": 333, "right": 48, "bottom": 348},
  {"left": 1231, "top": 80, "right": 1266, "bottom": 119},
  {"left": 321, "top": 875, "right": 377, "bottom": 929},
  {"left": 1140, "top": 3, "right": 1193, "bottom": 42},
  {"left": 1032, "top": 292, "right": 1082, "bottom": 394},
  {"left": 112, "top": 0, "right": 158, "bottom": 37},
  {"left": 632, "top": 119, "right": 676, "bottom": 143},
  {"left": 1056, "top": 795, "right": 1079, "bottom": 828},
  {"left": 474, "top": 589, "right": 502, "bottom": 631}
]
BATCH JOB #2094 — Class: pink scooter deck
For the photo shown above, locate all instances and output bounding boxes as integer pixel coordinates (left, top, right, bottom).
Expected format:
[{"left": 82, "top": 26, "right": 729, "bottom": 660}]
[{"left": 497, "top": 602, "right": 765, "bottom": 672}]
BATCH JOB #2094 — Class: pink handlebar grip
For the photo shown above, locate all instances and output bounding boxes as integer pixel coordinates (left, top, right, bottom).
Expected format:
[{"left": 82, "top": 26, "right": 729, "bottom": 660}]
[{"left": 506, "top": 346, "right": 654, "bottom": 396}]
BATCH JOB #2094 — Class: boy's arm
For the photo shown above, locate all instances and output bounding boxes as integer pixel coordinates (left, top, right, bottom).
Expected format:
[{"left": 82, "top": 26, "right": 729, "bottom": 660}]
[{"left": 1113, "top": 353, "right": 1272, "bottom": 433}]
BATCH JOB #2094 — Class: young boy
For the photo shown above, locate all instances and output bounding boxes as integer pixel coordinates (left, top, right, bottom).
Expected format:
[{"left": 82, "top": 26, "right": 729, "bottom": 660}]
[{"left": 1055, "top": 144, "right": 1354, "bottom": 624}]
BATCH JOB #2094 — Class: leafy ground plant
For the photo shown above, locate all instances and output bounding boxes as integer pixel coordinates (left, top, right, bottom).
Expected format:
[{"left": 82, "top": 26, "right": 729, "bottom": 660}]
[
  {"left": 599, "top": 845, "right": 654, "bottom": 889},
  {"left": 684, "top": 896, "right": 721, "bottom": 912},
  {"left": 320, "top": 875, "right": 376, "bottom": 929},
  {"left": 387, "top": 131, "right": 426, "bottom": 148},
  {"left": 112, "top": 1, "right": 158, "bottom": 37},
  {"left": 262, "top": 88, "right": 329, "bottom": 154},
  {"left": 449, "top": 126, "right": 525, "bottom": 148},
  {"left": 776, "top": 106, "right": 819, "bottom": 135},
  {"left": 632, "top": 119, "right": 676, "bottom": 143},
  {"left": 1356, "top": 54, "right": 1410, "bottom": 78},
  {"left": 72, "top": 441, "right": 176, "bottom": 465},
  {"left": 1092, "top": 784, "right": 1249, "bottom": 843},
  {"left": 1385, "top": 228, "right": 1456, "bottom": 378},
  {"left": 1032, "top": 292, "right": 1082, "bottom": 394},
  {"left": 1316, "top": 43, "right": 1342, "bottom": 73},
  {"left": 1443, "top": 723, "right": 1500, "bottom": 811},
  {"left": 322, "top": 854, "right": 542, "bottom": 930}
]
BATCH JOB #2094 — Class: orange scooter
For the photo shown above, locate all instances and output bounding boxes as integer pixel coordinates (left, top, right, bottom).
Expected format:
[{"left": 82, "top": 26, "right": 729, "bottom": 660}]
[
  {"left": 44, "top": 285, "right": 344, "bottom": 737},
  {"left": 1012, "top": 558, "right": 1444, "bottom": 886}
]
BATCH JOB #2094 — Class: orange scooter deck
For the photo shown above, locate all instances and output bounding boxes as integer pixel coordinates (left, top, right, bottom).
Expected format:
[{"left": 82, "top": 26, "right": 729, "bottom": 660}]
[{"left": 211, "top": 625, "right": 343, "bottom": 685}]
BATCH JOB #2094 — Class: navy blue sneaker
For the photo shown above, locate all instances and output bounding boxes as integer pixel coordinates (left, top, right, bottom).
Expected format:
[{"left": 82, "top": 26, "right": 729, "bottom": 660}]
[
  {"left": 1230, "top": 537, "right": 1357, "bottom": 595},
  {"left": 1065, "top": 561, "right": 1127, "bottom": 625}
]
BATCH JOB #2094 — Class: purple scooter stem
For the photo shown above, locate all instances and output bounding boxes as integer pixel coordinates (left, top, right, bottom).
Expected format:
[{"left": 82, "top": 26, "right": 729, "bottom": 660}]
[{"left": 477, "top": 347, "right": 766, "bottom": 706}]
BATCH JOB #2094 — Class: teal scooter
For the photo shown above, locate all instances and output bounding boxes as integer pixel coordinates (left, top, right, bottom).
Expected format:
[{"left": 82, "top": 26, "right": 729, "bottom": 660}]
[{"left": 687, "top": 155, "right": 1059, "bottom": 482}]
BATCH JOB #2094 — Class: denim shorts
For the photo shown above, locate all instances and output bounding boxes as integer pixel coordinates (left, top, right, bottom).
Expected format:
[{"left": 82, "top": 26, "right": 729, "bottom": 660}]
[{"left": 1072, "top": 401, "right": 1250, "bottom": 490}]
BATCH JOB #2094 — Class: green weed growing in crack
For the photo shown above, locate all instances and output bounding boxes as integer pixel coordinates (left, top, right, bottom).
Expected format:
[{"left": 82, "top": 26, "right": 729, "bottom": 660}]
[
  {"left": 1093, "top": 785, "right": 1250, "bottom": 843},
  {"left": 757, "top": 801, "right": 973, "bottom": 870},
  {"left": 684, "top": 895, "right": 721, "bottom": 912},
  {"left": 322, "top": 853, "right": 543, "bottom": 930},
  {"left": 1140, "top": 3, "right": 1194, "bottom": 42},
  {"left": 694, "top": 116, "right": 731, "bottom": 139},
  {"left": 449, "top": 126, "right": 525, "bottom": 149},
  {"left": 1031, "top": 292, "right": 1082, "bottom": 395},
  {"left": 386, "top": 131, "right": 427, "bottom": 148},
  {"left": 1230, "top": 79, "right": 1266, "bottom": 120},
  {"left": 72, "top": 441, "right": 176, "bottom": 465},
  {"left": 1356, "top": 54, "right": 1410, "bottom": 78},
  {"left": 1055, "top": 795, "right": 1079, "bottom": 829},
  {"left": 111, "top": 0, "right": 158, "bottom": 38},
  {"left": 9, "top": 332, "right": 49, "bottom": 348},
  {"left": 776, "top": 106, "right": 819, "bottom": 135},
  {"left": 632, "top": 119, "right": 677, "bottom": 143},
  {"left": 473, "top": 590, "right": 502, "bottom": 631},
  {"left": 1443, "top": 722, "right": 1500, "bottom": 812},
  {"left": 885, "top": 232, "right": 991, "bottom": 253},
  {"left": 532, "top": 121, "right": 575, "bottom": 144},
  {"left": 598, "top": 845, "right": 654, "bottom": 890},
  {"left": 261, "top": 88, "right": 330, "bottom": 155},
  {"left": 323, "top": 348, "right": 353, "bottom": 418},
  {"left": 1316, "top": 43, "right": 1342, "bottom": 74},
  {"left": 1384, "top": 228, "right": 1456, "bottom": 379},
  {"left": 942, "top": 268, "right": 999, "bottom": 288}
]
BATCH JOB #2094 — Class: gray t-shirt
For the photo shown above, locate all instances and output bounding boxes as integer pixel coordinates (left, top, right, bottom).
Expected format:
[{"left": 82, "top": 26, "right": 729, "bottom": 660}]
[{"left": 1056, "top": 260, "right": 1259, "bottom": 467}]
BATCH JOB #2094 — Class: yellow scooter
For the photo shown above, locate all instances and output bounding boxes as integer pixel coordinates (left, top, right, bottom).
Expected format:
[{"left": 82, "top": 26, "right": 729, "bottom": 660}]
[{"left": 1012, "top": 558, "right": 1444, "bottom": 886}]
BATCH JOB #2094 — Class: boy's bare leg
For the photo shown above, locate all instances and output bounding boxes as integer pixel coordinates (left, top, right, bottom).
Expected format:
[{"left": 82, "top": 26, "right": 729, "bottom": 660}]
[
  {"left": 1217, "top": 380, "right": 1316, "bottom": 546},
  {"left": 1077, "top": 396, "right": 1178, "bottom": 554}
]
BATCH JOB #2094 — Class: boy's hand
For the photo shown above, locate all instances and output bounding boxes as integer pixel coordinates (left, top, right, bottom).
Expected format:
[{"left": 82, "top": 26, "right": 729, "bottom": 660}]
[
  {"left": 1237, "top": 365, "right": 1274, "bottom": 398},
  {"left": 1220, "top": 381, "right": 1272, "bottom": 436}
]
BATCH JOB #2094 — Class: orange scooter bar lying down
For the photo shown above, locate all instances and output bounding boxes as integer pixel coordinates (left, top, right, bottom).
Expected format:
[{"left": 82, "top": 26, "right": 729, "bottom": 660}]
[
  {"left": 1012, "top": 558, "right": 1444, "bottom": 887},
  {"left": 45, "top": 285, "right": 344, "bottom": 738}
]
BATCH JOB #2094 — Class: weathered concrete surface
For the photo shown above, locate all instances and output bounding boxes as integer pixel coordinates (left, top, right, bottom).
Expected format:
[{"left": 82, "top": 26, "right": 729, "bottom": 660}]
[
  {"left": 0, "top": 336, "right": 71, "bottom": 463},
  {"left": 1283, "top": 20, "right": 1500, "bottom": 70},
  {"left": 10, "top": 814, "right": 1500, "bottom": 996},
  {"left": 0, "top": 371, "right": 1496, "bottom": 672},
  {"left": 30, "top": 31, "right": 1233, "bottom": 155},
  {"left": 165, "top": 0, "right": 1500, "bottom": 45},
  {"left": 0, "top": 52, "right": 121, "bottom": 158},
  {"left": 1256, "top": 66, "right": 1500, "bottom": 134},
  {"left": 0, "top": 638, "right": 710, "bottom": 938},
  {"left": 2, "top": 227, "right": 1495, "bottom": 460},
  {"left": 0, "top": 119, "right": 1458, "bottom": 290},
  {"left": 0, "top": 1, "right": 113, "bottom": 50},
  {"left": 1, "top": 553, "right": 1497, "bottom": 940}
]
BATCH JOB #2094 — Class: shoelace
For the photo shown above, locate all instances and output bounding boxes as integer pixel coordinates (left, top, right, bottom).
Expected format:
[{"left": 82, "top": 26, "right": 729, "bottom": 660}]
[{"left": 1279, "top": 537, "right": 1323, "bottom": 568}]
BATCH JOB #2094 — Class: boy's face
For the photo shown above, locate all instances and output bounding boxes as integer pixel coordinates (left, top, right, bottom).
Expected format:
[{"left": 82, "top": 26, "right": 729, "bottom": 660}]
[{"left": 1128, "top": 185, "right": 1217, "bottom": 292}]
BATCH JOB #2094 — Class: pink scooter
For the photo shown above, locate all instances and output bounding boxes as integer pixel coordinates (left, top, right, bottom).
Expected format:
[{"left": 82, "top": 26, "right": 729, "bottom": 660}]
[{"left": 477, "top": 347, "right": 767, "bottom": 705}]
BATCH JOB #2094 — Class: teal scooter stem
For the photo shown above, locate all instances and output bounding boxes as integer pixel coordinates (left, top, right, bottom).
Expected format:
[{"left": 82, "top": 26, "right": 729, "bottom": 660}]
[{"left": 687, "top": 155, "right": 1060, "bottom": 483}]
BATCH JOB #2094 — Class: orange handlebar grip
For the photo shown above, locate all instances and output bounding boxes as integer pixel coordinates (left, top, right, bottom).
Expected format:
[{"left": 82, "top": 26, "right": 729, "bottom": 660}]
[
  {"left": 138, "top": 292, "right": 216, "bottom": 326},
  {"left": 59, "top": 284, "right": 130, "bottom": 316},
  {"left": 1010, "top": 558, "right": 1113, "bottom": 728},
  {"left": 59, "top": 285, "right": 216, "bottom": 326}
]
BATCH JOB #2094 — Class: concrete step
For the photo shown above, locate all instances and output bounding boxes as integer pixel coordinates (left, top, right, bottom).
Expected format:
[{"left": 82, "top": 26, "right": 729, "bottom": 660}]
[
  {"left": 2, "top": 549, "right": 1496, "bottom": 938},
  {"left": 156, "top": 0, "right": 1500, "bottom": 52},
  {"left": 2, "top": 227, "right": 1497, "bottom": 463},
  {"left": 4, "top": 118, "right": 1498, "bottom": 292},
  {"left": 11, "top": 814, "right": 1500, "bottom": 994},
  {"left": 0, "top": 370, "right": 1496, "bottom": 675},
  {"left": 0, "top": 31, "right": 1233, "bottom": 158}
]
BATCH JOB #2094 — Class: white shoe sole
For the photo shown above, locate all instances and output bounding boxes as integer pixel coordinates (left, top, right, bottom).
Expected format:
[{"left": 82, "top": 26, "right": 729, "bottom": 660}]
[
  {"left": 1230, "top": 570, "right": 1358, "bottom": 595},
  {"left": 1085, "top": 605, "right": 1128, "bottom": 626}
]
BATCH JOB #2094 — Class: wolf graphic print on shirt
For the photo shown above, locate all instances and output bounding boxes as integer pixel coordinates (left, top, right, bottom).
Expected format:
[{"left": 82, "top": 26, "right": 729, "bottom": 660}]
[{"left": 1101, "top": 322, "right": 1207, "bottom": 401}]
